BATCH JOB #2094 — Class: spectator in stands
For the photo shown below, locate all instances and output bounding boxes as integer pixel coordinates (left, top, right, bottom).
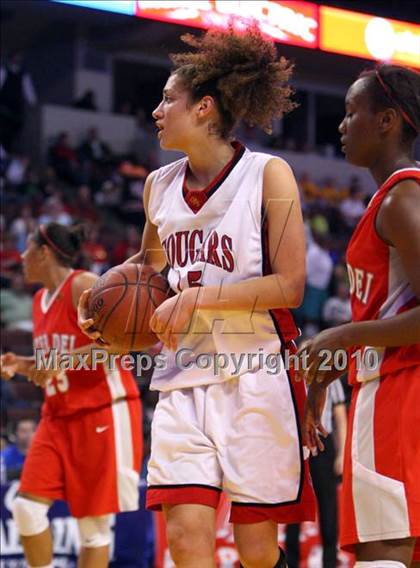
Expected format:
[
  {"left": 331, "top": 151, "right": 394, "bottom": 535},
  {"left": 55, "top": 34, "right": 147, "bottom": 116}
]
[
  {"left": 94, "top": 179, "right": 122, "bottom": 209},
  {"left": 77, "top": 127, "right": 114, "bottom": 185},
  {"left": 299, "top": 172, "right": 319, "bottom": 204},
  {"left": 69, "top": 184, "right": 98, "bottom": 223},
  {"left": 0, "top": 418, "right": 37, "bottom": 482},
  {"left": 119, "top": 163, "right": 147, "bottom": 226},
  {"left": 295, "top": 231, "right": 334, "bottom": 337},
  {"left": 339, "top": 178, "right": 366, "bottom": 229},
  {"left": 332, "top": 262, "right": 347, "bottom": 285},
  {"left": 286, "top": 381, "right": 347, "bottom": 568},
  {"left": 323, "top": 280, "right": 351, "bottom": 327},
  {"left": 73, "top": 89, "right": 97, "bottom": 111},
  {"left": 310, "top": 209, "right": 330, "bottom": 236},
  {"left": 0, "top": 271, "right": 33, "bottom": 331},
  {"left": 0, "top": 234, "right": 22, "bottom": 284},
  {"left": 0, "top": 50, "right": 37, "bottom": 153},
  {"left": 48, "top": 131, "right": 81, "bottom": 185},
  {"left": 9, "top": 204, "right": 37, "bottom": 253},
  {"left": 112, "top": 224, "right": 141, "bottom": 265},
  {"left": 5, "top": 154, "right": 30, "bottom": 186},
  {"left": 78, "top": 127, "right": 112, "bottom": 166},
  {"left": 132, "top": 108, "right": 159, "bottom": 168},
  {"left": 320, "top": 176, "right": 341, "bottom": 206},
  {"left": 38, "top": 195, "right": 72, "bottom": 226},
  {"left": 82, "top": 226, "right": 109, "bottom": 274},
  {"left": 21, "top": 164, "right": 42, "bottom": 199}
]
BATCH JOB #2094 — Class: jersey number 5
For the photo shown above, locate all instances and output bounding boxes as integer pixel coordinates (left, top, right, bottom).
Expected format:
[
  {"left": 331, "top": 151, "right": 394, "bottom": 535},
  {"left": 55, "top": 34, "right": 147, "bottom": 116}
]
[{"left": 187, "top": 270, "right": 203, "bottom": 287}]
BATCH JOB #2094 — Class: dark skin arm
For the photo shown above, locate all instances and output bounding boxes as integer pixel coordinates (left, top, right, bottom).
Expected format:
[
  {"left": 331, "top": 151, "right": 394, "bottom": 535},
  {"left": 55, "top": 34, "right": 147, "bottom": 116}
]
[{"left": 297, "top": 179, "right": 420, "bottom": 384}]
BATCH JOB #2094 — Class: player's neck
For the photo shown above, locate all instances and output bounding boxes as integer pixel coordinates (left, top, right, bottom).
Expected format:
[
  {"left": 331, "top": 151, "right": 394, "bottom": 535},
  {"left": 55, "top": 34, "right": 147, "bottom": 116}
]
[
  {"left": 185, "top": 137, "right": 235, "bottom": 190},
  {"left": 43, "top": 266, "right": 73, "bottom": 295},
  {"left": 369, "top": 146, "right": 416, "bottom": 187}
]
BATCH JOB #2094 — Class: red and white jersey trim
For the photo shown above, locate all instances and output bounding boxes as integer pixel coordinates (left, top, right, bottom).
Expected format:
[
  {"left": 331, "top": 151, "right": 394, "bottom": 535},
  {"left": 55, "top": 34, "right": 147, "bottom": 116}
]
[
  {"left": 351, "top": 380, "right": 410, "bottom": 540},
  {"left": 112, "top": 399, "right": 138, "bottom": 510},
  {"left": 32, "top": 270, "right": 139, "bottom": 417},
  {"left": 148, "top": 143, "right": 299, "bottom": 391},
  {"left": 346, "top": 167, "right": 420, "bottom": 384},
  {"left": 40, "top": 270, "right": 74, "bottom": 313}
]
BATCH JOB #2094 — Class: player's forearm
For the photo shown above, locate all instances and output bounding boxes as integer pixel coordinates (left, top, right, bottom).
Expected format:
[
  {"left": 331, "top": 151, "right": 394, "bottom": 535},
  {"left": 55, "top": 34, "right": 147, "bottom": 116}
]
[
  {"left": 124, "top": 250, "right": 167, "bottom": 273},
  {"left": 340, "top": 306, "right": 420, "bottom": 348},
  {"left": 62, "top": 343, "right": 100, "bottom": 366},
  {"left": 124, "top": 251, "right": 144, "bottom": 264},
  {"left": 184, "top": 273, "right": 304, "bottom": 311},
  {"left": 15, "top": 356, "right": 35, "bottom": 376}
]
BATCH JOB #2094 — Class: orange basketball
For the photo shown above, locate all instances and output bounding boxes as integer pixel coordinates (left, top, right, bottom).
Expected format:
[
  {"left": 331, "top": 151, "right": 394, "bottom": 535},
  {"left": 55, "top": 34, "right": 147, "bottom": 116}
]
[{"left": 88, "top": 263, "right": 171, "bottom": 352}]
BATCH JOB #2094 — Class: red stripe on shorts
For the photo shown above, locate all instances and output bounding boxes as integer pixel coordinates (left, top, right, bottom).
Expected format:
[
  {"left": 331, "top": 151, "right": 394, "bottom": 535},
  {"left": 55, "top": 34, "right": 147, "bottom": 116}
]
[{"left": 147, "top": 485, "right": 222, "bottom": 511}]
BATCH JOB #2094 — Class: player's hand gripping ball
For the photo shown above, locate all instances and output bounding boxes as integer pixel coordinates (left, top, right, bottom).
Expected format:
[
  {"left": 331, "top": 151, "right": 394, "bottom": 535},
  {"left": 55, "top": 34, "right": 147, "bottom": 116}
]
[{"left": 86, "top": 264, "right": 171, "bottom": 353}]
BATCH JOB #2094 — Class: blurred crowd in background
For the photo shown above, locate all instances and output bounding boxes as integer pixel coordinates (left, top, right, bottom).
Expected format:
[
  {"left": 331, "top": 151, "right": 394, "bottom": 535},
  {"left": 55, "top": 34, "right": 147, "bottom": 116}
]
[{"left": 0, "top": 48, "right": 364, "bottom": 481}]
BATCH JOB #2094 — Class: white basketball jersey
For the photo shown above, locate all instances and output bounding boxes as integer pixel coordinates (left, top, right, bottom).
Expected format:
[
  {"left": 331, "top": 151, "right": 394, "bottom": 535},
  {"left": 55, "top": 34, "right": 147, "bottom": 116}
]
[{"left": 148, "top": 142, "right": 298, "bottom": 391}]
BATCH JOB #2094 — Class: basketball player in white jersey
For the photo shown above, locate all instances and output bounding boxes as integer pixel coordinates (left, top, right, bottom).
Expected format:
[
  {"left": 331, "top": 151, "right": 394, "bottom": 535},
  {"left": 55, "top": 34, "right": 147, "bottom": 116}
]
[{"left": 79, "top": 26, "right": 315, "bottom": 568}]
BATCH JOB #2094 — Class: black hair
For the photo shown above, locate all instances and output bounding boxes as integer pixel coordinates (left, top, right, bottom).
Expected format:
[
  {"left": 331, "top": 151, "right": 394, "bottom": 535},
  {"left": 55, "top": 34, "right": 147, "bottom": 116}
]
[
  {"left": 32, "top": 222, "right": 86, "bottom": 267},
  {"left": 359, "top": 64, "right": 420, "bottom": 146}
]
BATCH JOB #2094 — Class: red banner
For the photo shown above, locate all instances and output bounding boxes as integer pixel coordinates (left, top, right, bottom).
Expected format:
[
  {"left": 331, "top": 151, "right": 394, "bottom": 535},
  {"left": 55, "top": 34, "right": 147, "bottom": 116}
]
[{"left": 135, "top": 1, "right": 319, "bottom": 49}]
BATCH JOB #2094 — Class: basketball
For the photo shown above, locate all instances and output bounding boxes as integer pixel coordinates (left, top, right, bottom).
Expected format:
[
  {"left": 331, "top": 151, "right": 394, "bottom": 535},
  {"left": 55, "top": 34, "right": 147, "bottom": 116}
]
[{"left": 88, "top": 263, "right": 171, "bottom": 352}]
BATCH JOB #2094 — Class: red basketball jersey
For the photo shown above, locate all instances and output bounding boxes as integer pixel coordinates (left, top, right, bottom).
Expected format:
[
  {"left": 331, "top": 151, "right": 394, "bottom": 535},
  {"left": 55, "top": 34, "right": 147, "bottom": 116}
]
[
  {"left": 32, "top": 270, "right": 139, "bottom": 417},
  {"left": 346, "top": 168, "right": 420, "bottom": 384}
]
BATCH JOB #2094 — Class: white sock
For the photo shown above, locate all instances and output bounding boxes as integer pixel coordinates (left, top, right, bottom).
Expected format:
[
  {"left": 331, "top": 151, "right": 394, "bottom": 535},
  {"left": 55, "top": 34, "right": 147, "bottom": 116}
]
[{"left": 355, "top": 562, "right": 406, "bottom": 568}]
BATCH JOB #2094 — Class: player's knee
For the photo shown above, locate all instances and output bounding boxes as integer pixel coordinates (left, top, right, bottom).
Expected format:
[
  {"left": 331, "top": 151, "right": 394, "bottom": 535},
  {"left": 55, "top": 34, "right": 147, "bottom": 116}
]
[
  {"left": 12, "top": 496, "right": 50, "bottom": 537},
  {"left": 236, "top": 539, "right": 280, "bottom": 568},
  {"left": 77, "top": 515, "right": 111, "bottom": 548},
  {"left": 166, "top": 520, "right": 214, "bottom": 561}
]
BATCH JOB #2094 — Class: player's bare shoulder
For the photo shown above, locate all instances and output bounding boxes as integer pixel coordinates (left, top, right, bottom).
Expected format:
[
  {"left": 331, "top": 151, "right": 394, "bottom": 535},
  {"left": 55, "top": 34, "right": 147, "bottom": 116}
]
[
  {"left": 143, "top": 164, "right": 183, "bottom": 213},
  {"left": 142, "top": 170, "right": 157, "bottom": 212},
  {"left": 72, "top": 271, "right": 98, "bottom": 308},
  {"left": 263, "top": 156, "right": 299, "bottom": 201},
  {"left": 383, "top": 177, "right": 420, "bottom": 208},
  {"left": 378, "top": 177, "right": 420, "bottom": 240}
]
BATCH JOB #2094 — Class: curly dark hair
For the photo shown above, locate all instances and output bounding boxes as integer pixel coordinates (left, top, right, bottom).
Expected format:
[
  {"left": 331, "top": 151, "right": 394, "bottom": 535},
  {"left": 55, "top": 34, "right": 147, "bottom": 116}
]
[
  {"left": 170, "top": 25, "right": 297, "bottom": 138},
  {"left": 359, "top": 64, "right": 420, "bottom": 146}
]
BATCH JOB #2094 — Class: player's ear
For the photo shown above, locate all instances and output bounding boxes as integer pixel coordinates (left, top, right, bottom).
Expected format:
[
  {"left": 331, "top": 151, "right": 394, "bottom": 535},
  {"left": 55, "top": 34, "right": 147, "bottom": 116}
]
[
  {"left": 196, "top": 96, "right": 215, "bottom": 118},
  {"left": 40, "top": 244, "right": 52, "bottom": 261},
  {"left": 378, "top": 107, "right": 398, "bottom": 134}
]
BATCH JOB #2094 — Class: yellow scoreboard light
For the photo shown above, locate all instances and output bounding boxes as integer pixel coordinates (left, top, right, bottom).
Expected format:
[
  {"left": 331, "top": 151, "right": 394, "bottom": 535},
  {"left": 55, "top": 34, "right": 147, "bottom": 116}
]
[{"left": 320, "top": 6, "right": 420, "bottom": 69}]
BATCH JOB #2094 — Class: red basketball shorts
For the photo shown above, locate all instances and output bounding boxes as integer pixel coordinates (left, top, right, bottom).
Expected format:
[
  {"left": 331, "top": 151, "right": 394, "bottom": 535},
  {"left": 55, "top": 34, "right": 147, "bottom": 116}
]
[
  {"left": 340, "top": 366, "right": 420, "bottom": 556},
  {"left": 19, "top": 397, "right": 142, "bottom": 518}
]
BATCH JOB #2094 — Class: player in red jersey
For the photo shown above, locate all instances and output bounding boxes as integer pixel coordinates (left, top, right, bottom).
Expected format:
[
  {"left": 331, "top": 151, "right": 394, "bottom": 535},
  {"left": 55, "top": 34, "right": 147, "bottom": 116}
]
[
  {"left": 297, "top": 64, "right": 420, "bottom": 568},
  {"left": 0, "top": 222, "right": 142, "bottom": 568}
]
